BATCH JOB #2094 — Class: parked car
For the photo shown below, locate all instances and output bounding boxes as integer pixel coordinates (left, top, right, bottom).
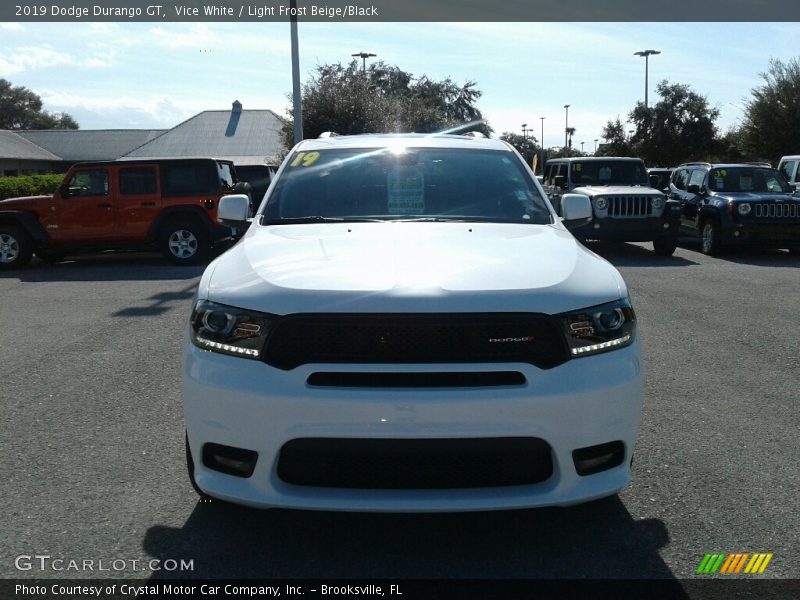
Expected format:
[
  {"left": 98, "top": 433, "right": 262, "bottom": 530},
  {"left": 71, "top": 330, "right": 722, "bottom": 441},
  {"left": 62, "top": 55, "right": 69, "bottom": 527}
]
[
  {"left": 183, "top": 133, "right": 644, "bottom": 511},
  {"left": 778, "top": 155, "right": 800, "bottom": 191},
  {"left": 0, "top": 158, "right": 246, "bottom": 269},
  {"left": 542, "top": 157, "right": 680, "bottom": 256},
  {"left": 669, "top": 162, "right": 800, "bottom": 255},
  {"left": 647, "top": 167, "right": 674, "bottom": 193},
  {"left": 234, "top": 164, "right": 276, "bottom": 212}
]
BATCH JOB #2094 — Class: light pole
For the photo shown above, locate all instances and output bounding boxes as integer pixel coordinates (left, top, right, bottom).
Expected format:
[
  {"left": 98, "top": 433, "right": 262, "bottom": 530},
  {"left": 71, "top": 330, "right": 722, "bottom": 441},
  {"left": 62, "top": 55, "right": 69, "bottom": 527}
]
[
  {"left": 594, "top": 138, "right": 598, "bottom": 153},
  {"left": 580, "top": 141, "right": 585, "bottom": 153},
  {"left": 521, "top": 123, "right": 529, "bottom": 164},
  {"left": 563, "top": 104, "right": 570, "bottom": 154},
  {"left": 634, "top": 50, "right": 660, "bottom": 108},
  {"left": 352, "top": 51, "right": 377, "bottom": 73},
  {"left": 540, "top": 117, "right": 545, "bottom": 173},
  {"left": 290, "top": 0, "right": 302, "bottom": 144}
]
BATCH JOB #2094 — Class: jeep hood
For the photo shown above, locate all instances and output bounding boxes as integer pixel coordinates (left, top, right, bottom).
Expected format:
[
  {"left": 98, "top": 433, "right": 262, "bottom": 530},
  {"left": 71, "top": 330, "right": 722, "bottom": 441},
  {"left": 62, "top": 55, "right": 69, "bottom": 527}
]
[
  {"left": 714, "top": 192, "right": 799, "bottom": 202},
  {"left": 201, "top": 222, "right": 626, "bottom": 315},
  {"left": 573, "top": 185, "right": 663, "bottom": 196},
  {"left": 0, "top": 195, "right": 53, "bottom": 209}
]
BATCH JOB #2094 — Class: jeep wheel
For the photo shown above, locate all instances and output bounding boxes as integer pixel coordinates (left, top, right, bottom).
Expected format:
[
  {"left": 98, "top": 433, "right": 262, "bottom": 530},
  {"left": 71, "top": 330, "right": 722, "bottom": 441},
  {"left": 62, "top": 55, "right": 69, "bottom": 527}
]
[
  {"left": 700, "top": 220, "right": 722, "bottom": 256},
  {"left": 652, "top": 237, "right": 678, "bottom": 257},
  {"left": 185, "top": 433, "right": 212, "bottom": 501},
  {"left": 0, "top": 225, "right": 33, "bottom": 270},
  {"left": 34, "top": 248, "right": 67, "bottom": 264},
  {"left": 160, "top": 220, "right": 208, "bottom": 265}
]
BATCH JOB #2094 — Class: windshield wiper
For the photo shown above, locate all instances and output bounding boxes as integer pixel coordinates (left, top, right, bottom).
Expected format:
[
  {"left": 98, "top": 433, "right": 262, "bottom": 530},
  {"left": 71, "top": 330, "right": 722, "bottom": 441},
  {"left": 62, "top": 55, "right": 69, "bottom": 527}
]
[{"left": 265, "top": 216, "right": 386, "bottom": 224}]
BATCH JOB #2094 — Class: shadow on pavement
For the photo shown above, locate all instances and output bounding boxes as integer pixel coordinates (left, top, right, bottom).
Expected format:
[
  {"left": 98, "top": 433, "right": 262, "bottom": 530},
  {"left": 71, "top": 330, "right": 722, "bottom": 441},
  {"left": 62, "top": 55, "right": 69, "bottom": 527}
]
[
  {"left": 0, "top": 251, "right": 210, "bottom": 282},
  {"left": 678, "top": 240, "right": 800, "bottom": 267},
  {"left": 143, "top": 496, "right": 680, "bottom": 583}
]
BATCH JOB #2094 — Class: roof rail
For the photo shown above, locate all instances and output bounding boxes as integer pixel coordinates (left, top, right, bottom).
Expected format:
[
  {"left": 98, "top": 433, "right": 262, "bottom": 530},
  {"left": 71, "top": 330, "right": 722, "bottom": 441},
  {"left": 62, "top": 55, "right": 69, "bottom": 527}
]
[
  {"left": 742, "top": 161, "right": 772, "bottom": 167},
  {"left": 679, "top": 161, "right": 712, "bottom": 167},
  {"left": 317, "top": 131, "right": 340, "bottom": 138},
  {"left": 462, "top": 131, "right": 487, "bottom": 138}
]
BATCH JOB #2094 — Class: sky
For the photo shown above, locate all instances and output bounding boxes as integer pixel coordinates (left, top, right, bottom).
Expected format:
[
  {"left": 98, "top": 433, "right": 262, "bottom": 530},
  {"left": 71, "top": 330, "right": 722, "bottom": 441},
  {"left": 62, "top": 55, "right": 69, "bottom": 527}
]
[{"left": 1, "top": 21, "right": 799, "bottom": 150}]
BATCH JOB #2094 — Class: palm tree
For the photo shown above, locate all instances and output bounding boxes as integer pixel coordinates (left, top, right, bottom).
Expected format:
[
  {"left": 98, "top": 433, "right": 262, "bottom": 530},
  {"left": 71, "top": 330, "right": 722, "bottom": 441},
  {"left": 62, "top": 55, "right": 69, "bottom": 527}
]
[{"left": 566, "top": 127, "right": 576, "bottom": 149}]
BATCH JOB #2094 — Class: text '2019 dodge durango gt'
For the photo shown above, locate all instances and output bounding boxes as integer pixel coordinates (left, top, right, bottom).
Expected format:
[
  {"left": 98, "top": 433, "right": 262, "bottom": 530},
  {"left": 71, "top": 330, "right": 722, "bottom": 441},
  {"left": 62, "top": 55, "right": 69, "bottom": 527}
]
[{"left": 183, "top": 133, "right": 643, "bottom": 511}]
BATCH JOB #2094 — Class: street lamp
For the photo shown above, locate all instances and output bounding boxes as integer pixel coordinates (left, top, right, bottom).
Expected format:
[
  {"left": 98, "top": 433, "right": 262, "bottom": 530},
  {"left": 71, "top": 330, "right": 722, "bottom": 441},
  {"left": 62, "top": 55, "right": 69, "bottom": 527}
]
[
  {"left": 352, "top": 51, "right": 377, "bottom": 73},
  {"left": 581, "top": 141, "right": 585, "bottom": 153},
  {"left": 594, "top": 138, "right": 598, "bottom": 153},
  {"left": 290, "top": 0, "right": 302, "bottom": 144},
  {"left": 521, "top": 123, "right": 529, "bottom": 163},
  {"left": 634, "top": 50, "right": 660, "bottom": 108},
  {"left": 563, "top": 104, "right": 570, "bottom": 154},
  {"left": 540, "top": 117, "right": 545, "bottom": 173}
]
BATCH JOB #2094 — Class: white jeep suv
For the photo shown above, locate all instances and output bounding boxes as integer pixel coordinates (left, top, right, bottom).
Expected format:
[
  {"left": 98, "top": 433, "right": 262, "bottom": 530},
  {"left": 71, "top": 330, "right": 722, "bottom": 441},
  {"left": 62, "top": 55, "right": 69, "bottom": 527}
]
[{"left": 183, "top": 133, "right": 643, "bottom": 511}]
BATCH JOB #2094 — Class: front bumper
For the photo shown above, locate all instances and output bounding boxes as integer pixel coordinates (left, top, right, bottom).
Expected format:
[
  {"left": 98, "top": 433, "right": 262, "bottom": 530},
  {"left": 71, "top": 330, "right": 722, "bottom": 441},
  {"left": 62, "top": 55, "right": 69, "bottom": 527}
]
[
  {"left": 722, "top": 221, "right": 800, "bottom": 248},
  {"left": 183, "top": 340, "right": 643, "bottom": 512},
  {"left": 573, "top": 216, "right": 680, "bottom": 243}
]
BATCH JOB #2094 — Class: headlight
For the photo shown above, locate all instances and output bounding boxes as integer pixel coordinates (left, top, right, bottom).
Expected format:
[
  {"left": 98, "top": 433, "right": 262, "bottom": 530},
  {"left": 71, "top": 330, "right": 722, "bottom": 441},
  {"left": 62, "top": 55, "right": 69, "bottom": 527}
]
[
  {"left": 190, "top": 300, "right": 272, "bottom": 359},
  {"left": 558, "top": 298, "right": 636, "bottom": 358},
  {"left": 737, "top": 203, "right": 751, "bottom": 216},
  {"left": 652, "top": 196, "right": 665, "bottom": 210},
  {"left": 594, "top": 197, "right": 608, "bottom": 210}
]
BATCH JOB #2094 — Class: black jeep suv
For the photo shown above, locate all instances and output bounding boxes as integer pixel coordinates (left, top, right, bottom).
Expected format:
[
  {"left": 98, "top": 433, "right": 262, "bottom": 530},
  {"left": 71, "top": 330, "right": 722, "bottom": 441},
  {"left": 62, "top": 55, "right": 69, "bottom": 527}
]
[{"left": 669, "top": 162, "right": 800, "bottom": 255}]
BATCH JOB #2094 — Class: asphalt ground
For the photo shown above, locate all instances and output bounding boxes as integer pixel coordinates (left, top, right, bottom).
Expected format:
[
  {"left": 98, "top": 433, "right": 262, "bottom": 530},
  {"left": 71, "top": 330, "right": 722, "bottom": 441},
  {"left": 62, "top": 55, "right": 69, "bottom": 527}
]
[{"left": 1, "top": 240, "right": 798, "bottom": 584}]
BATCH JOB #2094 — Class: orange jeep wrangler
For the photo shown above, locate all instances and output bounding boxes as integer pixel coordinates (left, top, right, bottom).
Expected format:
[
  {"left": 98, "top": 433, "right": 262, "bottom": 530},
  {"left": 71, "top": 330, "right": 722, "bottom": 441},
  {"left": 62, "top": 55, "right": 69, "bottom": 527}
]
[{"left": 0, "top": 158, "right": 250, "bottom": 269}]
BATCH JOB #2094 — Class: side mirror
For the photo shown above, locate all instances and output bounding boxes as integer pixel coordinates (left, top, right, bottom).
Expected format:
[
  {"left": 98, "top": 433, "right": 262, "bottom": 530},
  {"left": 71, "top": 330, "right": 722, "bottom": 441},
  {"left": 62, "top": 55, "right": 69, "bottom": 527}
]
[
  {"left": 58, "top": 183, "right": 71, "bottom": 199},
  {"left": 687, "top": 184, "right": 700, "bottom": 194},
  {"left": 561, "top": 193, "right": 592, "bottom": 229},
  {"left": 554, "top": 175, "right": 567, "bottom": 190},
  {"left": 217, "top": 194, "right": 251, "bottom": 226}
]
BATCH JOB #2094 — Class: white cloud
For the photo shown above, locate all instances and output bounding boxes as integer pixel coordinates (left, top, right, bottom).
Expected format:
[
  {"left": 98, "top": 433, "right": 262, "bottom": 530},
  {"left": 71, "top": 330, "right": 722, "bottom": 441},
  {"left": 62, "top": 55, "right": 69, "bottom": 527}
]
[{"left": 0, "top": 23, "right": 24, "bottom": 32}]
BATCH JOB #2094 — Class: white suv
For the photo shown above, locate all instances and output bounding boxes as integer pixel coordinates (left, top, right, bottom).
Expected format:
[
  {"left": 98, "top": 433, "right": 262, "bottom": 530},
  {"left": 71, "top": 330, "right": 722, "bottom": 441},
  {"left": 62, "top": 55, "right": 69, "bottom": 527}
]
[{"left": 183, "top": 133, "right": 643, "bottom": 511}]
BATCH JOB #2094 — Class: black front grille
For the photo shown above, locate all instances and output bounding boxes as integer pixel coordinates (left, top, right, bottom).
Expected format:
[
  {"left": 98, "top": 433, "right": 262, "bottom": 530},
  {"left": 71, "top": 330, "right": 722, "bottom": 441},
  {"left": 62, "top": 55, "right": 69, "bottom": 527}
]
[
  {"left": 606, "top": 195, "right": 654, "bottom": 218},
  {"left": 262, "top": 313, "right": 569, "bottom": 370},
  {"left": 754, "top": 203, "right": 800, "bottom": 219},
  {"left": 277, "top": 437, "right": 554, "bottom": 489}
]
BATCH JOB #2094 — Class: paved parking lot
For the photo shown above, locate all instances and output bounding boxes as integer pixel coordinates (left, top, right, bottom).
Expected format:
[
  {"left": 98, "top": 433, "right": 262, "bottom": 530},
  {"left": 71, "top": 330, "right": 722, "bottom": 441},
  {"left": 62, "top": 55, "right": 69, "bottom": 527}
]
[{"left": 1, "top": 242, "right": 798, "bottom": 581}]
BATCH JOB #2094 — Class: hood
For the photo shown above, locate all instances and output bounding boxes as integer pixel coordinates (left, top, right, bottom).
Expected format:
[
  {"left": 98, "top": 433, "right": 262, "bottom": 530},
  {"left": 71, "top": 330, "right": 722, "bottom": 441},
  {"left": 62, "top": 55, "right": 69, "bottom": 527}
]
[
  {"left": 201, "top": 222, "right": 626, "bottom": 315},
  {"left": 0, "top": 195, "right": 53, "bottom": 209},
  {"left": 712, "top": 192, "right": 799, "bottom": 203},
  {"left": 573, "top": 185, "right": 663, "bottom": 197}
]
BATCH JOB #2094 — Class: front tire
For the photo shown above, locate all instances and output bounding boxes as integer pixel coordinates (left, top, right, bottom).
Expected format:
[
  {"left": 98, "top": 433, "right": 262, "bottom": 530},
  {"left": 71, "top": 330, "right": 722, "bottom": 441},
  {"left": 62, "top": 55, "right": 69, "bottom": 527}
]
[
  {"left": 159, "top": 219, "right": 208, "bottom": 265},
  {"left": 700, "top": 220, "right": 722, "bottom": 256},
  {"left": 0, "top": 225, "right": 33, "bottom": 270},
  {"left": 652, "top": 237, "right": 678, "bottom": 257}
]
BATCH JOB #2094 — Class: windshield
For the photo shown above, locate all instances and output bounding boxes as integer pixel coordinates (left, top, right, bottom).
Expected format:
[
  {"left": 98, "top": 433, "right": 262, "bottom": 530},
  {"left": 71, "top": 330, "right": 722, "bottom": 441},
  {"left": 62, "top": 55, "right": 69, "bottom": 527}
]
[
  {"left": 571, "top": 160, "right": 648, "bottom": 186},
  {"left": 263, "top": 147, "right": 552, "bottom": 225},
  {"left": 708, "top": 167, "right": 792, "bottom": 193}
]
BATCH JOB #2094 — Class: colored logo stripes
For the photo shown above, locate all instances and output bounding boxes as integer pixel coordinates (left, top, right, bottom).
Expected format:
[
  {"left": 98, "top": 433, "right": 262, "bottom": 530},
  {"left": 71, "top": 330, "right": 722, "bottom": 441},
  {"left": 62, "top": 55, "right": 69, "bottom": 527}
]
[{"left": 696, "top": 552, "right": 773, "bottom": 574}]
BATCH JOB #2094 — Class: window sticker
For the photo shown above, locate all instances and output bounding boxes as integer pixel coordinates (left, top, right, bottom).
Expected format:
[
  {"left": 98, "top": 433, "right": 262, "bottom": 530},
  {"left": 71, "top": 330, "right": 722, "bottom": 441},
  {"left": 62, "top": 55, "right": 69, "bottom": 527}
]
[
  {"left": 574, "top": 163, "right": 582, "bottom": 172},
  {"left": 387, "top": 166, "right": 425, "bottom": 214},
  {"left": 289, "top": 151, "right": 321, "bottom": 167},
  {"left": 714, "top": 177, "right": 725, "bottom": 190},
  {"left": 599, "top": 167, "right": 611, "bottom": 181}
]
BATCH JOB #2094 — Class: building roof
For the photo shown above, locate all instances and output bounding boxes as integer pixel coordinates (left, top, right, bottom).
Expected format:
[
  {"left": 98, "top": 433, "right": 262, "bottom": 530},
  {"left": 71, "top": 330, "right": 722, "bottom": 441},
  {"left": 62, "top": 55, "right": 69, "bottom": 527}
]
[
  {"left": 17, "top": 129, "right": 167, "bottom": 161},
  {"left": 122, "top": 105, "right": 284, "bottom": 166},
  {"left": 0, "top": 130, "right": 61, "bottom": 161}
]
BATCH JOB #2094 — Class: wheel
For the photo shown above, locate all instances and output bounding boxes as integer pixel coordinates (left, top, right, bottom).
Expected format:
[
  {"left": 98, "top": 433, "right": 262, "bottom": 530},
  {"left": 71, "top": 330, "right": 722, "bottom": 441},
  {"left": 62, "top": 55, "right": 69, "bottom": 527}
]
[
  {"left": 700, "top": 220, "right": 722, "bottom": 256},
  {"left": 34, "top": 248, "right": 67, "bottom": 264},
  {"left": 0, "top": 225, "right": 33, "bottom": 270},
  {"left": 159, "top": 219, "right": 209, "bottom": 265},
  {"left": 652, "top": 237, "right": 678, "bottom": 257},
  {"left": 186, "top": 433, "right": 212, "bottom": 501}
]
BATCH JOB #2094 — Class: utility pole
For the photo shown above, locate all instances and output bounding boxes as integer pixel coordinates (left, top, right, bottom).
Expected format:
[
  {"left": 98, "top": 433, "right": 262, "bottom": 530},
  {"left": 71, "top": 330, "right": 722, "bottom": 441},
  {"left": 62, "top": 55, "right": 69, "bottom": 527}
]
[
  {"left": 540, "top": 117, "right": 545, "bottom": 173},
  {"left": 290, "top": 0, "right": 302, "bottom": 144},
  {"left": 563, "top": 104, "right": 570, "bottom": 154}
]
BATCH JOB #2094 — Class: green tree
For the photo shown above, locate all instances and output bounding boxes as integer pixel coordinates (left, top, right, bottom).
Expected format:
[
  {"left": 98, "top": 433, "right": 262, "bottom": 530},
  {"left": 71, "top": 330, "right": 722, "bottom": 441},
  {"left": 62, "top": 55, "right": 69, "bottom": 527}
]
[
  {"left": 281, "top": 61, "right": 491, "bottom": 149},
  {"left": 741, "top": 58, "right": 800, "bottom": 165},
  {"left": 499, "top": 132, "right": 539, "bottom": 161},
  {"left": 595, "top": 118, "right": 633, "bottom": 157},
  {"left": 629, "top": 80, "right": 719, "bottom": 166},
  {"left": 0, "top": 79, "right": 79, "bottom": 130}
]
